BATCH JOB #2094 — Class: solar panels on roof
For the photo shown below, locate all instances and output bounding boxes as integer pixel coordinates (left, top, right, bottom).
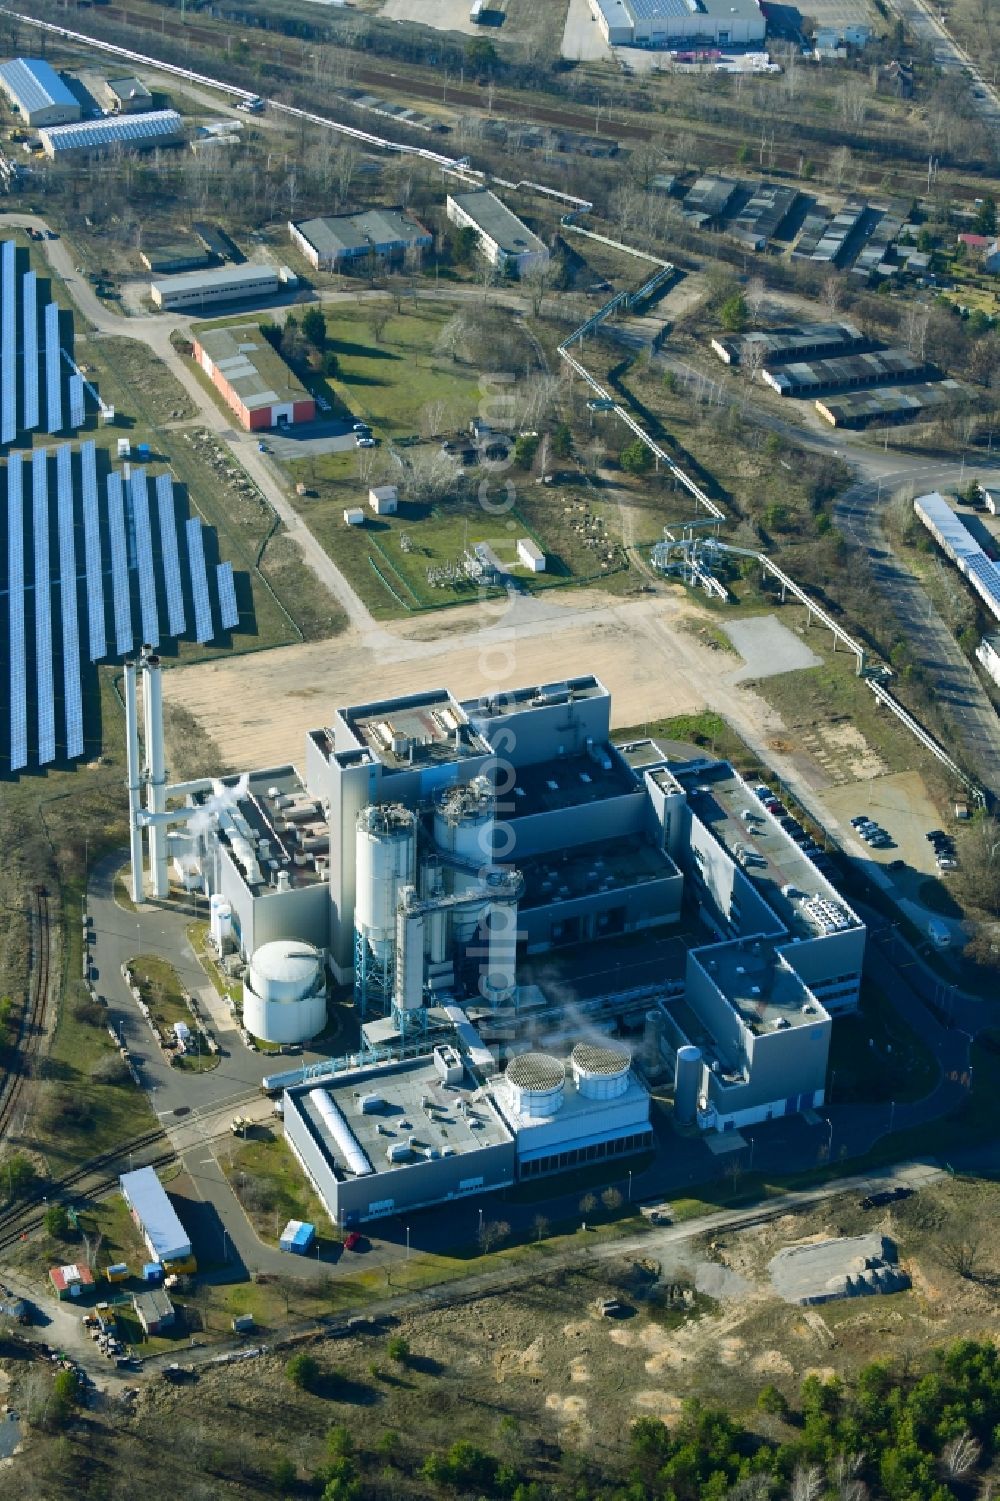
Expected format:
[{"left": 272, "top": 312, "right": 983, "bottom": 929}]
[
  {"left": 0, "top": 59, "right": 79, "bottom": 117},
  {"left": 56, "top": 445, "right": 83, "bottom": 760},
  {"left": 186, "top": 516, "right": 213, "bottom": 643},
  {"left": 44, "top": 299, "right": 61, "bottom": 434},
  {"left": 914, "top": 491, "right": 1000, "bottom": 625},
  {"left": 32, "top": 452, "right": 55, "bottom": 765},
  {"left": 80, "top": 441, "right": 106, "bottom": 662},
  {"left": 216, "top": 561, "right": 238, "bottom": 630},
  {"left": 40, "top": 109, "right": 182, "bottom": 155},
  {"left": 8, "top": 454, "right": 26, "bottom": 770},
  {"left": 129, "top": 468, "right": 159, "bottom": 649},
  {"left": 106, "top": 471, "right": 133, "bottom": 657},
  {"left": 22, "top": 269, "right": 38, "bottom": 432},
  {"left": 1, "top": 241, "right": 16, "bottom": 446},
  {"left": 155, "top": 472, "right": 185, "bottom": 638}
]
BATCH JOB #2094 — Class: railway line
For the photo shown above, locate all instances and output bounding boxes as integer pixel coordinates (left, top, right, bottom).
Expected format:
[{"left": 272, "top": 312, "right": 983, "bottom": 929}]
[
  {"left": 53, "top": 0, "right": 989, "bottom": 200},
  {"left": 0, "top": 886, "right": 52, "bottom": 1150}
]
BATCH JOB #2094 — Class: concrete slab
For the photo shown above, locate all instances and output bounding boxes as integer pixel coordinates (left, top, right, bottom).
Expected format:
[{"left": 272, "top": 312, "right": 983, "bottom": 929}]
[
  {"left": 561, "top": 0, "right": 612, "bottom": 61},
  {"left": 704, "top": 1131, "right": 747, "bottom": 1156},
  {"left": 821, "top": 771, "right": 941, "bottom": 878},
  {"left": 723, "top": 614, "right": 822, "bottom": 681},
  {"left": 380, "top": 0, "right": 488, "bottom": 37},
  {"left": 266, "top": 420, "right": 357, "bottom": 460}
]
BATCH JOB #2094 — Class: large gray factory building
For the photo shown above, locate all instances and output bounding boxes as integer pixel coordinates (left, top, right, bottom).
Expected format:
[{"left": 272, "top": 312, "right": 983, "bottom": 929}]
[{"left": 146, "top": 675, "right": 864, "bottom": 1138}]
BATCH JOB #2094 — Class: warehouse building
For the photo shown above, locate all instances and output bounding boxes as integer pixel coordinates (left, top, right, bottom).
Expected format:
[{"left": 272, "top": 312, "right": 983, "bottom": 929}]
[
  {"left": 681, "top": 174, "right": 740, "bottom": 228},
  {"left": 815, "top": 380, "right": 966, "bottom": 428},
  {"left": 102, "top": 74, "right": 154, "bottom": 113},
  {"left": 191, "top": 322, "right": 316, "bottom": 430},
  {"left": 589, "top": 0, "right": 765, "bottom": 49},
  {"left": 150, "top": 261, "right": 283, "bottom": 312},
  {"left": 0, "top": 58, "right": 80, "bottom": 128},
  {"left": 140, "top": 243, "right": 216, "bottom": 276},
  {"left": 289, "top": 208, "right": 432, "bottom": 271},
  {"left": 39, "top": 108, "right": 183, "bottom": 161},
  {"left": 728, "top": 182, "right": 800, "bottom": 251},
  {"left": 711, "top": 321, "right": 866, "bottom": 367},
  {"left": 761, "top": 348, "right": 930, "bottom": 397},
  {"left": 792, "top": 198, "right": 866, "bottom": 266},
  {"left": 446, "top": 190, "right": 548, "bottom": 275},
  {"left": 119, "top": 1167, "right": 194, "bottom": 1271},
  {"left": 914, "top": 491, "right": 1000, "bottom": 626}
]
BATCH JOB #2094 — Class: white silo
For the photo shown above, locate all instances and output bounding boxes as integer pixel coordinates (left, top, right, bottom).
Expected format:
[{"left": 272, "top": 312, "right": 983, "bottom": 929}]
[
  {"left": 504, "top": 1052, "right": 566, "bottom": 1117},
  {"left": 433, "top": 776, "right": 494, "bottom": 873},
  {"left": 242, "top": 939, "right": 326, "bottom": 1045},
  {"left": 673, "top": 1045, "right": 703, "bottom": 1126},
  {"left": 355, "top": 804, "right": 416, "bottom": 962},
  {"left": 570, "top": 1042, "right": 632, "bottom": 1101}
]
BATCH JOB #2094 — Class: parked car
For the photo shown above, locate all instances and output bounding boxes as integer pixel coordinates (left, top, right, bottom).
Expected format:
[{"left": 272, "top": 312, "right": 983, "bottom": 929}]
[
  {"left": 356, "top": 436, "right": 376, "bottom": 448},
  {"left": 343, "top": 1231, "right": 362, "bottom": 1251},
  {"left": 352, "top": 421, "right": 371, "bottom": 433}
]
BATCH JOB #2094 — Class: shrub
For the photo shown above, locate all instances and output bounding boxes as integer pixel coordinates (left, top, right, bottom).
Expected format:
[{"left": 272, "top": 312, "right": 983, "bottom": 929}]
[
  {"left": 285, "top": 1352, "right": 319, "bottom": 1391},
  {"left": 758, "top": 1383, "right": 789, "bottom": 1417},
  {"left": 387, "top": 1335, "right": 410, "bottom": 1364},
  {"left": 45, "top": 1204, "right": 71, "bottom": 1239},
  {"left": 90, "top": 1053, "right": 131, "bottom": 1086},
  {"left": 3, "top": 1153, "right": 38, "bottom": 1202}
]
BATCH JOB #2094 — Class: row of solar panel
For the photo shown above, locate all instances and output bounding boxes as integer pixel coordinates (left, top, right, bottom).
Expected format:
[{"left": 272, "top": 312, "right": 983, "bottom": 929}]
[
  {"left": 5, "top": 444, "right": 241, "bottom": 770},
  {"left": 0, "top": 244, "right": 79, "bottom": 446}
]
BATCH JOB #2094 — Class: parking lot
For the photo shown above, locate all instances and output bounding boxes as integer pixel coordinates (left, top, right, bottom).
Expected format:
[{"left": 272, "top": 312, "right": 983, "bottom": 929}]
[
  {"left": 822, "top": 770, "right": 943, "bottom": 877},
  {"left": 265, "top": 418, "right": 359, "bottom": 461}
]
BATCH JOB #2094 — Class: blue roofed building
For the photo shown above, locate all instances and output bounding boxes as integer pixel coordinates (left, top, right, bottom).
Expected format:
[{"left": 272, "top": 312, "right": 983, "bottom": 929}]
[
  {"left": 38, "top": 108, "right": 183, "bottom": 161},
  {"left": 119, "top": 1166, "right": 194, "bottom": 1270},
  {"left": 0, "top": 58, "right": 81, "bottom": 128}
]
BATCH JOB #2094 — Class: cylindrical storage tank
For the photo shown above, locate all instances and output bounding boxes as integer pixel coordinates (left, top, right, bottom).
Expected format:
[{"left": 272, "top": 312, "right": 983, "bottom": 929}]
[
  {"left": 355, "top": 805, "right": 416, "bottom": 956},
  {"left": 433, "top": 776, "right": 494, "bottom": 870},
  {"left": 394, "top": 902, "right": 425, "bottom": 1011},
  {"left": 451, "top": 897, "right": 488, "bottom": 949},
  {"left": 504, "top": 1052, "right": 565, "bottom": 1117},
  {"left": 644, "top": 1009, "right": 665, "bottom": 1061},
  {"left": 242, "top": 939, "right": 326, "bottom": 1045},
  {"left": 571, "top": 1042, "right": 632, "bottom": 1101},
  {"left": 673, "top": 1045, "right": 703, "bottom": 1126}
]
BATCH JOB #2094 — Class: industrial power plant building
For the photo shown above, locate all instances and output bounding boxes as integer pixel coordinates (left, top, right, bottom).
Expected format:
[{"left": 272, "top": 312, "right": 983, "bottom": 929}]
[
  {"left": 289, "top": 209, "right": 432, "bottom": 271},
  {"left": 191, "top": 323, "right": 316, "bottom": 430},
  {"left": 588, "top": 0, "right": 765, "bottom": 49},
  {"left": 0, "top": 58, "right": 81, "bottom": 127},
  {"left": 445, "top": 190, "right": 548, "bottom": 275},
  {"left": 284, "top": 1039, "right": 653, "bottom": 1225},
  {"left": 133, "top": 672, "right": 864, "bottom": 1136}
]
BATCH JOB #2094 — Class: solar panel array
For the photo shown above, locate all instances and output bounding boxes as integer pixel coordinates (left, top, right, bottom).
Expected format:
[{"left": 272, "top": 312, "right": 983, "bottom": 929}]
[
  {"left": 68, "top": 374, "right": 85, "bottom": 431},
  {"left": 186, "top": 517, "right": 214, "bottom": 643},
  {"left": 21, "top": 269, "right": 38, "bottom": 433},
  {"left": 32, "top": 452, "right": 55, "bottom": 765},
  {"left": 106, "top": 470, "right": 134, "bottom": 658},
  {"left": 129, "top": 468, "right": 160, "bottom": 649},
  {"left": 216, "top": 561, "right": 239, "bottom": 630},
  {"left": 1, "top": 242, "right": 16, "bottom": 446},
  {"left": 44, "top": 300, "right": 62, "bottom": 435},
  {"left": 2, "top": 435, "right": 245, "bottom": 770},
  {"left": 56, "top": 446, "right": 83, "bottom": 760},
  {"left": 155, "top": 472, "right": 186, "bottom": 638},
  {"left": 8, "top": 455, "right": 26, "bottom": 771},
  {"left": 80, "top": 442, "right": 106, "bottom": 662}
]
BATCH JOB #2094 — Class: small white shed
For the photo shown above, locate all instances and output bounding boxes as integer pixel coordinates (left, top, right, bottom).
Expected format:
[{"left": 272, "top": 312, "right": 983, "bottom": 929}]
[
  {"left": 343, "top": 507, "right": 365, "bottom": 526},
  {"left": 369, "top": 484, "right": 398, "bottom": 516},
  {"left": 517, "top": 537, "right": 546, "bottom": 573}
]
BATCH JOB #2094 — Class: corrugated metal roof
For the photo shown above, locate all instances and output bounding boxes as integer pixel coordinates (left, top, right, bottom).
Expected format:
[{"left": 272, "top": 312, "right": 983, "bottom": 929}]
[
  {"left": 151, "top": 261, "right": 278, "bottom": 298},
  {"left": 41, "top": 108, "right": 182, "bottom": 154},
  {"left": 0, "top": 58, "right": 78, "bottom": 116}
]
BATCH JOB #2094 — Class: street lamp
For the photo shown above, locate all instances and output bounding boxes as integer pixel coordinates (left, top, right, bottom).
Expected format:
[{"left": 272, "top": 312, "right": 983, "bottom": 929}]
[
  {"left": 627, "top": 1169, "right": 632, "bottom": 1204},
  {"left": 405, "top": 1225, "right": 410, "bottom": 1262}
]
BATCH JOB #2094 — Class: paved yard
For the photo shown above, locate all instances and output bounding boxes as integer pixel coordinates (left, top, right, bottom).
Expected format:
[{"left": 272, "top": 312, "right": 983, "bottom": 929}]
[
  {"left": 821, "top": 769, "right": 941, "bottom": 877},
  {"left": 561, "top": 0, "right": 611, "bottom": 60},
  {"left": 723, "top": 613, "right": 822, "bottom": 681},
  {"left": 381, "top": 0, "right": 490, "bottom": 36}
]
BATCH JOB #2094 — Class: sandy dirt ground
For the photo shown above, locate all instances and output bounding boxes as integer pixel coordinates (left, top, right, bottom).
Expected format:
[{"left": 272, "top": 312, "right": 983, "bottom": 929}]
[
  {"left": 162, "top": 589, "right": 799, "bottom": 771},
  {"left": 820, "top": 770, "right": 941, "bottom": 876}
]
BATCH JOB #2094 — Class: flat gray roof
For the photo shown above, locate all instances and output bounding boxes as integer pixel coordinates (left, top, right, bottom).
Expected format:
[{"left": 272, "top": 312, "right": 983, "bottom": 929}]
[
  {"left": 151, "top": 261, "right": 279, "bottom": 298},
  {"left": 294, "top": 209, "right": 430, "bottom": 260},
  {"left": 695, "top": 938, "right": 824, "bottom": 1035},
  {"left": 448, "top": 190, "right": 546, "bottom": 257},
  {"left": 295, "top": 1057, "right": 511, "bottom": 1181},
  {"left": 194, "top": 322, "right": 311, "bottom": 411},
  {"left": 344, "top": 691, "right": 491, "bottom": 770}
]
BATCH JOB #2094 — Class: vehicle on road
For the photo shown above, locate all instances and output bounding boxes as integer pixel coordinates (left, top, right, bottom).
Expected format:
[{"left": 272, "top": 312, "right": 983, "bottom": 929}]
[
  {"left": 352, "top": 421, "right": 371, "bottom": 433},
  {"left": 343, "top": 1231, "right": 362, "bottom": 1251},
  {"left": 257, "top": 441, "right": 270, "bottom": 453},
  {"left": 356, "top": 436, "right": 376, "bottom": 448}
]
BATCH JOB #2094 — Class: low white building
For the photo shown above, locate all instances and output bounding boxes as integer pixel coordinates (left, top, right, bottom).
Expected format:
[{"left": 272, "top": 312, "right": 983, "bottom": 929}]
[
  {"left": 517, "top": 537, "right": 545, "bottom": 572},
  {"left": 344, "top": 507, "right": 365, "bottom": 526},
  {"left": 446, "top": 190, "right": 548, "bottom": 275},
  {"left": 369, "top": 484, "right": 398, "bottom": 516},
  {"left": 588, "top": 0, "right": 765, "bottom": 48},
  {"left": 976, "top": 634, "right": 1000, "bottom": 690}
]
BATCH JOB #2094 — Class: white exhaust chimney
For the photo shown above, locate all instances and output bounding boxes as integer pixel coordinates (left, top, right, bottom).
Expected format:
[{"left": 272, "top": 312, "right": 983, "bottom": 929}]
[
  {"left": 142, "top": 652, "right": 169, "bottom": 899},
  {"left": 124, "top": 659, "right": 145, "bottom": 905}
]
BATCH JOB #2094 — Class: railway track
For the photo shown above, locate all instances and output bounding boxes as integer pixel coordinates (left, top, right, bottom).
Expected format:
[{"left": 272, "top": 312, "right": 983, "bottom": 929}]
[
  {"left": 0, "top": 1138, "right": 176, "bottom": 1254},
  {"left": 0, "top": 885, "right": 52, "bottom": 1149}
]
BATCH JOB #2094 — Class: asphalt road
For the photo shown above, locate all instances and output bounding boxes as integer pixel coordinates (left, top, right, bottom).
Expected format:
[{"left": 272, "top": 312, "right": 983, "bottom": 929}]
[{"left": 887, "top": 0, "right": 1000, "bottom": 125}]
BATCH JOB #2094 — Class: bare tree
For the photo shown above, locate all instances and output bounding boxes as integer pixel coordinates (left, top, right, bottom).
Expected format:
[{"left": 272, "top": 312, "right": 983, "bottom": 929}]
[
  {"left": 366, "top": 304, "right": 391, "bottom": 345},
  {"left": 478, "top": 1219, "right": 511, "bottom": 1253},
  {"left": 745, "top": 275, "right": 767, "bottom": 327},
  {"left": 790, "top": 1464, "right": 824, "bottom": 1501},
  {"left": 821, "top": 273, "right": 844, "bottom": 318},
  {"left": 829, "top": 145, "right": 854, "bottom": 189},
  {"left": 532, "top": 1213, "right": 550, "bottom": 1243},
  {"left": 942, "top": 1430, "right": 982, "bottom": 1479},
  {"left": 601, "top": 1187, "right": 624, "bottom": 1212},
  {"left": 521, "top": 257, "right": 553, "bottom": 318}
]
